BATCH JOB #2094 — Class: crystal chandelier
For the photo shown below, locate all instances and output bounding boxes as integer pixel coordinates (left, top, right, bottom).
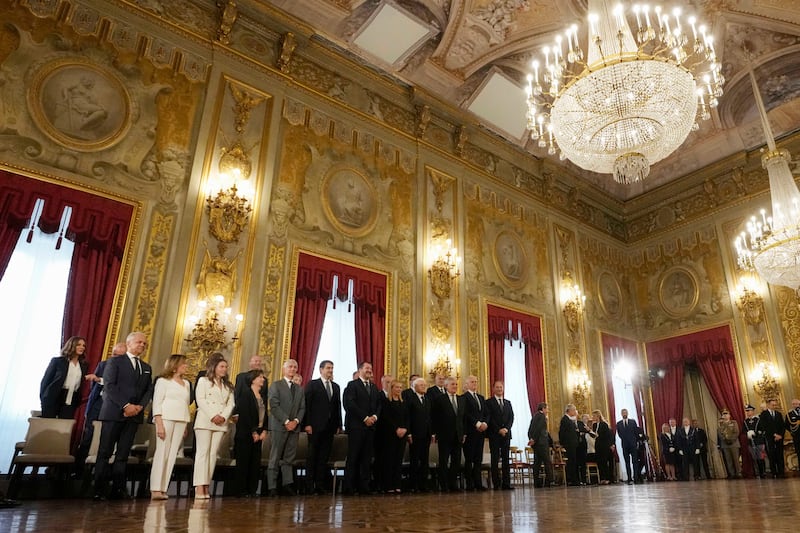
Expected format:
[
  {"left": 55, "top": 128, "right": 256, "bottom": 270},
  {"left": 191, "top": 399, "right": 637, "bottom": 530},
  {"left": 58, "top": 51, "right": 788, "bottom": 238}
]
[
  {"left": 734, "top": 65, "right": 800, "bottom": 295},
  {"left": 525, "top": 0, "right": 724, "bottom": 184}
]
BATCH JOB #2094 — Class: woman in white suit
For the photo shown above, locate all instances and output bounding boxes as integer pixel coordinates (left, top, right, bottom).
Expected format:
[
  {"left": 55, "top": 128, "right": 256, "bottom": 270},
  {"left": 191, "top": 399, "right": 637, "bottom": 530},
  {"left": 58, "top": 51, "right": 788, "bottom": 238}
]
[
  {"left": 150, "top": 354, "right": 192, "bottom": 500},
  {"left": 193, "top": 356, "right": 234, "bottom": 499}
]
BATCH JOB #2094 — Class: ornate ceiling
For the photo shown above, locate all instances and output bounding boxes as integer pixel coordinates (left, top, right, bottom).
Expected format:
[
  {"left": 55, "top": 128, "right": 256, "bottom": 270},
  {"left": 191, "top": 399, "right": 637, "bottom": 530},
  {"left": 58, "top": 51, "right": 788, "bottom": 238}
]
[{"left": 263, "top": 0, "right": 800, "bottom": 200}]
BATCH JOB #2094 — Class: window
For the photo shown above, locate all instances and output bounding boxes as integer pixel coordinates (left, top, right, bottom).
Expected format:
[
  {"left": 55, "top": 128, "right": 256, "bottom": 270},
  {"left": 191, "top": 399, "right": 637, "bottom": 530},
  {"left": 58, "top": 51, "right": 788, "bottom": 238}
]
[
  {"left": 311, "top": 275, "right": 357, "bottom": 423},
  {"left": 503, "top": 339, "right": 534, "bottom": 451},
  {"left": 611, "top": 360, "right": 642, "bottom": 481},
  {"left": 0, "top": 199, "right": 74, "bottom": 472}
]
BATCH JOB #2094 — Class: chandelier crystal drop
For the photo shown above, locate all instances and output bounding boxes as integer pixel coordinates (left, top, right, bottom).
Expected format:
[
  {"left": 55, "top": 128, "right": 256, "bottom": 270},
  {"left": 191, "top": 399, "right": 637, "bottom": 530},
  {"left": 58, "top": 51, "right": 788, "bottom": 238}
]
[{"left": 525, "top": 0, "right": 724, "bottom": 184}]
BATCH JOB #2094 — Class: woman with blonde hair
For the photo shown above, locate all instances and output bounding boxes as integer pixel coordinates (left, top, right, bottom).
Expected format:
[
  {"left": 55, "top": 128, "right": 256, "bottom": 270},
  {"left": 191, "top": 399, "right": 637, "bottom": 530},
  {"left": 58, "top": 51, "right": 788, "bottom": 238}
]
[
  {"left": 150, "top": 354, "right": 191, "bottom": 500},
  {"left": 193, "top": 356, "right": 234, "bottom": 499},
  {"left": 379, "top": 380, "right": 409, "bottom": 493},
  {"left": 659, "top": 422, "right": 677, "bottom": 481}
]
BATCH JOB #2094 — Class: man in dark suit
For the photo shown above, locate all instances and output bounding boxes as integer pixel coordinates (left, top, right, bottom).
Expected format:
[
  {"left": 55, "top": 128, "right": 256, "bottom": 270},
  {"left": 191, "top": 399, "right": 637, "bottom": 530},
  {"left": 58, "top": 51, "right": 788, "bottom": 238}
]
[
  {"left": 616, "top": 408, "right": 641, "bottom": 484},
  {"left": 461, "top": 375, "right": 489, "bottom": 491},
  {"left": 486, "top": 381, "right": 514, "bottom": 490},
  {"left": 431, "top": 376, "right": 465, "bottom": 492},
  {"left": 558, "top": 403, "right": 581, "bottom": 486},
  {"left": 528, "top": 402, "right": 552, "bottom": 488},
  {"left": 406, "top": 376, "right": 432, "bottom": 492},
  {"left": 692, "top": 419, "right": 711, "bottom": 479},
  {"left": 75, "top": 342, "right": 126, "bottom": 470},
  {"left": 760, "top": 399, "right": 785, "bottom": 478},
  {"left": 267, "top": 359, "right": 306, "bottom": 496},
  {"left": 342, "top": 361, "right": 381, "bottom": 494},
  {"left": 93, "top": 332, "right": 153, "bottom": 500},
  {"left": 401, "top": 374, "right": 420, "bottom": 403},
  {"left": 303, "top": 359, "right": 342, "bottom": 494},
  {"left": 675, "top": 417, "right": 699, "bottom": 480},
  {"left": 425, "top": 373, "right": 446, "bottom": 401}
]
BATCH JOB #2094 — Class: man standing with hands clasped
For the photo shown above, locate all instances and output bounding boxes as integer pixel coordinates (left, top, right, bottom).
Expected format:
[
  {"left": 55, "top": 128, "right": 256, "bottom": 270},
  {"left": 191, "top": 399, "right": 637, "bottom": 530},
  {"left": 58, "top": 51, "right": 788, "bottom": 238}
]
[
  {"left": 267, "top": 359, "right": 306, "bottom": 496},
  {"left": 486, "top": 381, "right": 514, "bottom": 490}
]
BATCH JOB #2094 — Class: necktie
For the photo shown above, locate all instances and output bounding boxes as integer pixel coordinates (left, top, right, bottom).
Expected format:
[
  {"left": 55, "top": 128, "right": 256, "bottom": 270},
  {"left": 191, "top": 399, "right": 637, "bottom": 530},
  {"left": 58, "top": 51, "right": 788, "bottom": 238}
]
[
  {"left": 290, "top": 382, "right": 295, "bottom": 398},
  {"left": 325, "top": 380, "right": 332, "bottom": 400},
  {"left": 133, "top": 356, "right": 141, "bottom": 376},
  {"left": 498, "top": 398, "right": 503, "bottom": 408},
  {"left": 450, "top": 394, "right": 458, "bottom": 414},
  {"left": 419, "top": 395, "right": 424, "bottom": 405}
]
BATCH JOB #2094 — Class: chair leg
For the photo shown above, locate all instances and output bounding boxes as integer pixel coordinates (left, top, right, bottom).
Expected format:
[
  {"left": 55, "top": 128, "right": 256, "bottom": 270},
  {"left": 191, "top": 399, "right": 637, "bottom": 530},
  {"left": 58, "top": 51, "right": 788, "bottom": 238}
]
[{"left": 7, "top": 464, "right": 23, "bottom": 499}]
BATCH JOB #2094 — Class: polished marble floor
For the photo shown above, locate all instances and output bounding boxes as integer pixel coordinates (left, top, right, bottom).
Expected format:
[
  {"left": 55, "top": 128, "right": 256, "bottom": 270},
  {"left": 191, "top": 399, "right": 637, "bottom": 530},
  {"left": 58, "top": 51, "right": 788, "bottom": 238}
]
[{"left": 1, "top": 479, "right": 798, "bottom": 532}]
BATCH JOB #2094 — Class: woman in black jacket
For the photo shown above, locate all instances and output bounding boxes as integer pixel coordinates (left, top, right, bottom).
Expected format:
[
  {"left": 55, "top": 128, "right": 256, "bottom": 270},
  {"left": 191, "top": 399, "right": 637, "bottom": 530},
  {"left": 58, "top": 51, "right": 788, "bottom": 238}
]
[
  {"left": 40, "top": 336, "right": 89, "bottom": 419},
  {"left": 234, "top": 369, "right": 268, "bottom": 497},
  {"left": 380, "top": 380, "right": 409, "bottom": 493},
  {"left": 591, "top": 409, "right": 614, "bottom": 485}
]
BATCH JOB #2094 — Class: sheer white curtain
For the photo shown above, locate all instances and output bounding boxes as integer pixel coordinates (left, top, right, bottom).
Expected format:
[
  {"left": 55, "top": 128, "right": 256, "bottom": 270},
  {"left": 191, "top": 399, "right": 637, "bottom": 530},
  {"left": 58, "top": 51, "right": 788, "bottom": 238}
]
[
  {"left": 612, "top": 371, "right": 640, "bottom": 481},
  {"left": 503, "top": 339, "right": 533, "bottom": 451},
  {"left": 0, "top": 200, "right": 74, "bottom": 472},
  {"left": 311, "top": 276, "right": 357, "bottom": 423}
]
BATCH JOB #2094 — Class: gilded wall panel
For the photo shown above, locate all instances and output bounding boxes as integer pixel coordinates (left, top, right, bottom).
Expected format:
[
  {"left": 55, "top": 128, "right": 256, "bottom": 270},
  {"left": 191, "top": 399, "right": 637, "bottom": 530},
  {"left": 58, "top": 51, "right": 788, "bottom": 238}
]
[{"left": 775, "top": 287, "right": 800, "bottom": 395}]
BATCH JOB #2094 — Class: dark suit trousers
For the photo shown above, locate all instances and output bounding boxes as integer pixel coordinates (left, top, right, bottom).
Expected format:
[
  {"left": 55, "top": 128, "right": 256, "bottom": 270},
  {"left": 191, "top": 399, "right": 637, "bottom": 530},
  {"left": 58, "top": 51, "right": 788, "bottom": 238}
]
[
  {"left": 463, "top": 433, "right": 484, "bottom": 488},
  {"left": 437, "top": 437, "right": 461, "bottom": 491},
  {"left": 380, "top": 436, "right": 406, "bottom": 491},
  {"left": 563, "top": 444, "right": 579, "bottom": 484},
  {"left": 234, "top": 437, "right": 262, "bottom": 495},
  {"left": 532, "top": 444, "right": 552, "bottom": 487},
  {"left": 767, "top": 439, "right": 785, "bottom": 476},
  {"left": 306, "top": 428, "right": 335, "bottom": 489},
  {"left": 622, "top": 445, "right": 641, "bottom": 481},
  {"left": 596, "top": 448, "right": 613, "bottom": 482},
  {"left": 344, "top": 429, "right": 374, "bottom": 492},
  {"left": 408, "top": 436, "right": 430, "bottom": 490},
  {"left": 489, "top": 437, "right": 511, "bottom": 488},
  {"left": 94, "top": 419, "right": 139, "bottom": 493}
]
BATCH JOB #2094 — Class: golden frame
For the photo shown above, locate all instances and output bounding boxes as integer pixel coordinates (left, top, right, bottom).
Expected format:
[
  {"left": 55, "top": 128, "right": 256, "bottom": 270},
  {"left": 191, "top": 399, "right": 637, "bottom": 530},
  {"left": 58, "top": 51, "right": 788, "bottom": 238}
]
[
  {"left": 320, "top": 165, "right": 380, "bottom": 238},
  {"left": 657, "top": 265, "right": 699, "bottom": 318},
  {"left": 596, "top": 270, "right": 623, "bottom": 319},
  {"left": 27, "top": 57, "right": 133, "bottom": 152},
  {"left": 491, "top": 230, "right": 529, "bottom": 289}
]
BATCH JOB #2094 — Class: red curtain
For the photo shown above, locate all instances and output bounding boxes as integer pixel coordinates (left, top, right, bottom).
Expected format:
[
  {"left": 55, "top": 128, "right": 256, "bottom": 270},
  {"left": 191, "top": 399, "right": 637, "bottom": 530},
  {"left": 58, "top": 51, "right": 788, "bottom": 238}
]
[
  {"left": 486, "top": 304, "right": 544, "bottom": 413},
  {"left": 646, "top": 325, "right": 753, "bottom": 476},
  {"left": 290, "top": 252, "right": 387, "bottom": 385},
  {"left": 601, "top": 334, "right": 647, "bottom": 433},
  {"left": 1, "top": 170, "right": 134, "bottom": 449}
]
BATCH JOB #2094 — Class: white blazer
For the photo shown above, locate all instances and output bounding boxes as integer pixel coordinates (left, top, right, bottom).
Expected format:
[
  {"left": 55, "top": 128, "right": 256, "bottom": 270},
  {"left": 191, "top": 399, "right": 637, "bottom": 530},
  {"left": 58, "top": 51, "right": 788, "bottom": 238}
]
[
  {"left": 194, "top": 377, "right": 234, "bottom": 432},
  {"left": 152, "top": 377, "right": 191, "bottom": 422}
]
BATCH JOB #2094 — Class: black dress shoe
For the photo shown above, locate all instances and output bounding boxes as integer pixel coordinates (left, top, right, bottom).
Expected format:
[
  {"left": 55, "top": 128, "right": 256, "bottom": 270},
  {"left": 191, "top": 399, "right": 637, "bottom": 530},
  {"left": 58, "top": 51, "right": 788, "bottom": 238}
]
[
  {"left": 109, "top": 489, "right": 132, "bottom": 500},
  {"left": 281, "top": 484, "right": 297, "bottom": 496},
  {"left": 267, "top": 489, "right": 279, "bottom": 497},
  {"left": 92, "top": 493, "right": 106, "bottom": 502},
  {"left": 502, "top": 486, "right": 514, "bottom": 490},
  {"left": 0, "top": 498, "right": 21, "bottom": 508}
]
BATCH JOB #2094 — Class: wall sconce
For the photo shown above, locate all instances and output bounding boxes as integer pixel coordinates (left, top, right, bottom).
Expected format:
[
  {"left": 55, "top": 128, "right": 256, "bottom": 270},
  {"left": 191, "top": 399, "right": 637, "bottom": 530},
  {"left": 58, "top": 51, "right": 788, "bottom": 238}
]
[
  {"left": 569, "top": 369, "right": 592, "bottom": 412},
  {"left": 184, "top": 294, "right": 244, "bottom": 375},
  {"left": 429, "top": 239, "right": 461, "bottom": 300},
  {"left": 561, "top": 273, "right": 585, "bottom": 334},
  {"left": 206, "top": 142, "right": 254, "bottom": 250},
  {"left": 751, "top": 360, "right": 780, "bottom": 402},
  {"left": 425, "top": 343, "right": 461, "bottom": 380}
]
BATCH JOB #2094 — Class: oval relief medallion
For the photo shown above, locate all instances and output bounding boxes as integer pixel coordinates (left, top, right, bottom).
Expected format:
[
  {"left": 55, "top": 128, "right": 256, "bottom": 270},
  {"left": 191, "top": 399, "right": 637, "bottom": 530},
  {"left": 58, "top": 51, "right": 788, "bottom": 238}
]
[
  {"left": 492, "top": 231, "right": 528, "bottom": 288},
  {"left": 321, "top": 167, "right": 378, "bottom": 237},
  {"left": 658, "top": 266, "right": 699, "bottom": 318}
]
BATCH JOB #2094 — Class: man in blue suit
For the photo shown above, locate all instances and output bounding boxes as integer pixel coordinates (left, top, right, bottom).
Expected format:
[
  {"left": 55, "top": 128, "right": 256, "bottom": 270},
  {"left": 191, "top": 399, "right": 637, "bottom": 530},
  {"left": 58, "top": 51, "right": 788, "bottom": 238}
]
[
  {"left": 616, "top": 408, "right": 641, "bottom": 484},
  {"left": 93, "top": 332, "right": 153, "bottom": 500}
]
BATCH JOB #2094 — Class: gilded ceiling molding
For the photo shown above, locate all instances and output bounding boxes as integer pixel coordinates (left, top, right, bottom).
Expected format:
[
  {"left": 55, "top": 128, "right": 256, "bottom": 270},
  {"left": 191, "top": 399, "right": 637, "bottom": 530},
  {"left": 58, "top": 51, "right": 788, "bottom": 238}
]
[
  {"left": 215, "top": 0, "right": 238, "bottom": 45},
  {"left": 277, "top": 32, "right": 297, "bottom": 74},
  {"left": 20, "top": 0, "right": 211, "bottom": 83}
]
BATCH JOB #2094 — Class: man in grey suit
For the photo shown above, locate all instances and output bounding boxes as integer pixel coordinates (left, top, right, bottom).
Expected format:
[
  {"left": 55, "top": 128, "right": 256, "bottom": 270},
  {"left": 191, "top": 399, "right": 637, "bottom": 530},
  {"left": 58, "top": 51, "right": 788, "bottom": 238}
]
[{"left": 267, "top": 359, "right": 306, "bottom": 496}]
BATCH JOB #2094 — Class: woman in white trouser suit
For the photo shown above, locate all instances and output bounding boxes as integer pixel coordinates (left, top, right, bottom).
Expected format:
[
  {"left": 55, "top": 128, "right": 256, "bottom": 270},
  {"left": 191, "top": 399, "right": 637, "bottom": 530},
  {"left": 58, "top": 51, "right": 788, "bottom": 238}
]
[
  {"left": 149, "top": 354, "right": 191, "bottom": 500},
  {"left": 193, "top": 357, "right": 234, "bottom": 499}
]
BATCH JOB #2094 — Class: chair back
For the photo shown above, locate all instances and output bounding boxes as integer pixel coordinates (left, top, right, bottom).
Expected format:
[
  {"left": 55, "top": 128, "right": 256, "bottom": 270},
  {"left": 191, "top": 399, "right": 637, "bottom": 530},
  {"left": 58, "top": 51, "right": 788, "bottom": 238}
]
[
  {"left": 86, "top": 421, "right": 103, "bottom": 459},
  {"left": 21, "top": 418, "right": 74, "bottom": 456},
  {"left": 329, "top": 434, "right": 348, "bottom": 463}
]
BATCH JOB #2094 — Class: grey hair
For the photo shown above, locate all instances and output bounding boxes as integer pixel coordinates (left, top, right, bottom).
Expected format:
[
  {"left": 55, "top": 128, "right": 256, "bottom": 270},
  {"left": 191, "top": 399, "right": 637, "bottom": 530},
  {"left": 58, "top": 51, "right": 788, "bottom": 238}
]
[{"left": 565, "top": 403, "right": 576, "bottom": 414}]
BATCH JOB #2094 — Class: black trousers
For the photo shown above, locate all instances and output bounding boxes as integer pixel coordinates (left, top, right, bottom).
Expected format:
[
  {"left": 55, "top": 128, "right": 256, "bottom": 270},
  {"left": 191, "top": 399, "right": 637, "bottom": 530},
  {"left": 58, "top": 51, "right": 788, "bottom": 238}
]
[
  {"left": 344, "top": 429, "right": 374, "bottom": 493},
  {"left": 234, "top": 437, "right": 262, "bottom": 495},
  {"left": 532, "top": 444, "right": 552, "bottom": 487},
  {"left": 622, "top": 445, "right": 641, "bottom": 481},
  {"left": 94, "top": 419, "right": 139, "bottom": 495},
  {"left": 698, "top": 450, "right": 711, "bottom": 478},
  {"left": 489, "top": 437, "right": 511, "bottom": 488},
  {"left": 563, "top": 444, "right": 579, "bottom": 484},
  {"left": 462, "top": 433, "right": 484, "bottom": 489},
  {"left": 306, "top": 427, "right": 335, "bottom": 490},
  {"left": 408, "top": 434, "right": 430, "bottom": 491},
  {"left": 437, "top": 437, "right": 461, "bottom": 491},
  {"left": 380, "top": 435, "right": 406, "bottom": 491},
  {"left": 766, "top": 439, "right": 785, "bottom": 476},
  {"left": 596, "top": 448, "right": 613, "bottom": 481}
]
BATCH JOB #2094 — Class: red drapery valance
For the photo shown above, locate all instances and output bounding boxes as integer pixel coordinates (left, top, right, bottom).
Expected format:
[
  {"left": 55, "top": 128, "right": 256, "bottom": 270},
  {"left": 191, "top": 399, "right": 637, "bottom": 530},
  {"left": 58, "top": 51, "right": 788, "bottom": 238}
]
[
  {"left": 486, "top": 304, "right": 544, "bottom": 414},
  {"left": 291, "top": 252, "right": 387, "bottom": 385},
  {"left": 646, "top": 325, "right": 753, "bottom": 476}
]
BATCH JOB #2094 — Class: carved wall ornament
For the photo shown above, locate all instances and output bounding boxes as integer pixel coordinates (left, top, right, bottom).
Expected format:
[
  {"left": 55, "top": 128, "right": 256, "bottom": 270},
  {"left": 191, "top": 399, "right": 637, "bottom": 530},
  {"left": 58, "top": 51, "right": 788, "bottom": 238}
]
[
  {"left": 258, "top": 243, "right": 287, "bottom": 360},
  {"left": 430, "top": 170, "right": 455, "bottom": 215},
  {"left": 492, "top": 230, "right": 528, "bottom": 288},
  {"left": 321, "top": 167, "right": 379, "bottom": 237},
  {"left": 27, "top": 58, "right": 132, "bottom": 152},
  {"left": 205, "top": 182, "right": 252, "bottom": 247},
  {"left": 229, "top": 83, "right": 265, "bottom": 135},
  {"left": 218, "top": 140, "right": 253, "bottom": 179},
  {"left": 196, "top": 247, "right": 241, "bottom": 306},
  {"left": 277, "top": 32, "right": 297, "bottom": 74},
  {"left": 216, "top": 0, "right": 238, "bottom": 45},
  {"left": 597, "top": 270, "right": 623, "bottom": 320},
  {"left": 658, "top": 266, "right": 700, "bottom": 318},
  {"left": 454, "top": 125, "right": 468, "bottom": 157},
  {"left": 416, "top": 104, "right": 431, "bottom": 138},
  {"left": 132, "top": 211, "right": 175, "bottom": 343}
]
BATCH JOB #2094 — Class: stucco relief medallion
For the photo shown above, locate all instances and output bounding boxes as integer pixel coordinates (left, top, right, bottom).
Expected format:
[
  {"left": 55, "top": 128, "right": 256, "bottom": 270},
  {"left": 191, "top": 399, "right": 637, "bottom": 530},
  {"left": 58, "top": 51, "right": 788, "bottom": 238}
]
[
  {"left": 597, "top": 271, "right": 622, "bottom": 319},
  {"left": 321, "top": 167, "right": 378, "bottom": 237},
  {"left": 492, "top": 230, "right": 528, "bottom": 288},
  {"left": 27, "top": 58, "right": 131, "bottom": 152},
  {"left": 658, "top": 266, "right": 699, "bottom": 318}
]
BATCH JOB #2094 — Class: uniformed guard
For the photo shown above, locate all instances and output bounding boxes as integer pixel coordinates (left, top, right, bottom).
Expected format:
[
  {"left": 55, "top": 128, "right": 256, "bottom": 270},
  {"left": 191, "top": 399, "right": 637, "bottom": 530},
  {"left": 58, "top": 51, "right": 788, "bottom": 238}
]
[
  {"left": 786, "top": 399, "right": 800, "bottom": 466},
  {"left": 743, "top": 404, "right": 766, "bottom": 478}
]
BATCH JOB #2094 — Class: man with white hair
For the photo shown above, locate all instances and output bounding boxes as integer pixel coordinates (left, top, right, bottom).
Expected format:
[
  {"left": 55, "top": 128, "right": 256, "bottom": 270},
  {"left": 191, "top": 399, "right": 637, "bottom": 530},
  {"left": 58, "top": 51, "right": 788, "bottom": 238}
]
[
  {"left": 267, "top": 359, "right": 306, "bottom": 496},
  {"left": 406, "top": 376, "right": 433, "bottom": 492},
  {"left": 559, "top": 403, "right": 581, "bottom": 486}
]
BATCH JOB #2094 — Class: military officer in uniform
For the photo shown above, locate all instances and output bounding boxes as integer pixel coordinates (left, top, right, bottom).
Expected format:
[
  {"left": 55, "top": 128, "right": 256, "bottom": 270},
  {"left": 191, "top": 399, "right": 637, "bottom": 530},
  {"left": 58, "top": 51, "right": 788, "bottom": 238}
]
[{"left": 743, "top": 404, "right": 767, "bottom": 478}]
